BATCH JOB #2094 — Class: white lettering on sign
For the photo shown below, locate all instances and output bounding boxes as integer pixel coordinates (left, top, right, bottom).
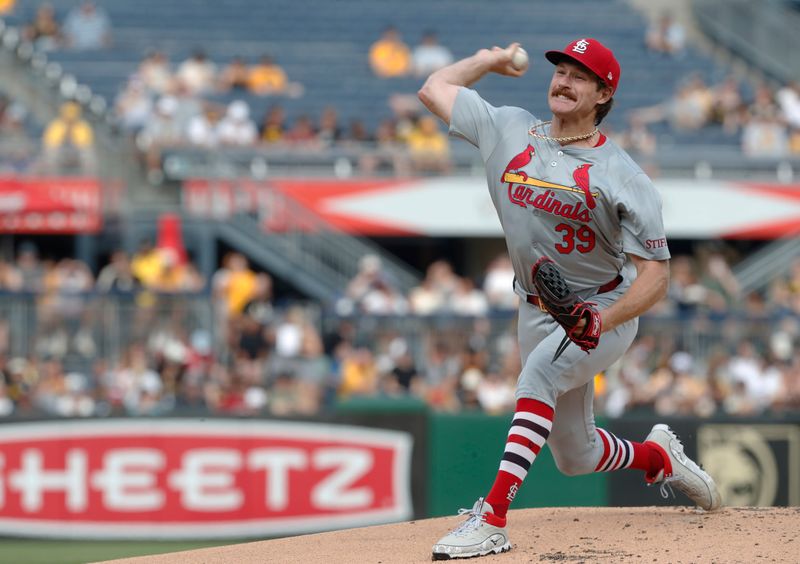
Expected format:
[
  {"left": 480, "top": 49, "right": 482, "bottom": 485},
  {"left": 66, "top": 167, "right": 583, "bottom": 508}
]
[
  {"left": 9, "top": 449, "right": 87, "bottom": 513},
  {"left": 0, "top": 420, "right": 413, "bottom": 539},
  {"left": 312, "top": 448, "right": 373, "bottom": 510},
  {"left": 248, "top": 448, "right": 306, "bottom": 511},
  {"left": 168, "top": 449, "right": 243, "bottom": 511},
  {"left": 572, "top": 39, "right": 590, "bottom": 54},
  {"left": 91, "top": 449, "right": 165, "bottom": 512}
]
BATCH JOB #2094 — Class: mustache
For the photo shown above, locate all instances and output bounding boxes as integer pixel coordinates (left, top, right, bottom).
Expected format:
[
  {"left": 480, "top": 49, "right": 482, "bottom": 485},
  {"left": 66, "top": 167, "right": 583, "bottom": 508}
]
[{"left": 550, "top": 88, "right": 576, "bottom": 100}]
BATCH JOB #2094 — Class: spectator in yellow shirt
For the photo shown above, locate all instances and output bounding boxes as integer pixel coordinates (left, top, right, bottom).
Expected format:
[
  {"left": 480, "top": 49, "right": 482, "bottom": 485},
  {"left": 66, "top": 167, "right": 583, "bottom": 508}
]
[
  {"left": 339, "top": 346, "right": 378, "bottom": 397},
  {"left": 42, "top": 101, "right": 96, "bottom": 173},
  {"left": 248, "top": 55, "right": 288, "bottom": 95},
  {"left": 151, "top": 248, "right": 191, "bottom": 292},
  {"left": 0, "top": 0, "right": 15, "bottom": 15},
  {"left": 406, "top": 115, "right": 450, "bottom": 173},
  {"left": 131, "top": 240, "right": 163, "bottom": 289},
  {"left": 224, "top": 253, "right": 258, "bottom": 316},
  {"left": 369, "top": 26, "right": 411, "bottom": 78}
]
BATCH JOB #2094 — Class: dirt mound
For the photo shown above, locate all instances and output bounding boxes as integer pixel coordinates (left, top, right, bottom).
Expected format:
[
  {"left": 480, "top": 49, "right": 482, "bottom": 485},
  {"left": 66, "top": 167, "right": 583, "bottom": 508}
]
[{"left": 98, "top": 506, "right": 800, "bottom": 564}]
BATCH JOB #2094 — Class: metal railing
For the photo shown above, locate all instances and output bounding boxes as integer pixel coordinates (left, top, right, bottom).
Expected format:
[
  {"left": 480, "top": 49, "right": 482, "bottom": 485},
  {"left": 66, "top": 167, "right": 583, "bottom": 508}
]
[
  {"left": 0, "top": 291, "right": 786, "bottom": 373},
  {"left": 163, "top": 143, "right": 800, "bottom": 182},
  {"left": 0, "top": 291, "right": 214, "bottom": 369},
  {"left": 186, "top": 178, "right": 423, "bottom": 301},
  {"left": 693, "top": 0, "right": 800, "bottom": 83},
  {"left": 322, "top": 309, "right": 786, "bottom": 374},
  {"left": 734, "top": 237, "right": 800, "bottom": 294}
]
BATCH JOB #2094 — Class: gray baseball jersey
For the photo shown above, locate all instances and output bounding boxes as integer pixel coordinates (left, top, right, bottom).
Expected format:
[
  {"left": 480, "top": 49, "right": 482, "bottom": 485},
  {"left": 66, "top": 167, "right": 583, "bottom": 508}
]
[
  {"left": 449, "top": 86, "right": 670, "bottom": 473},
  {"left": 450, "top": 87, "right": 670, "bottom": 298}
]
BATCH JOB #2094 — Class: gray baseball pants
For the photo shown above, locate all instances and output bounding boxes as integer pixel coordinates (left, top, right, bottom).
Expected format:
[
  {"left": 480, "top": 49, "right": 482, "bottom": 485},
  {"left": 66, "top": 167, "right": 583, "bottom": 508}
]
[{"left": 515, "top": 286, "right": 637, "bottom": 476}]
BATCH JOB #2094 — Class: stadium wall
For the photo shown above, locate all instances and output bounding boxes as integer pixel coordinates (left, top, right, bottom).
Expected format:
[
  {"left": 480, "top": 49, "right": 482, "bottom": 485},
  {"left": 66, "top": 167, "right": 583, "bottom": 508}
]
[{"left": 0, "top": 411, "right": 797, "bottom": 539}]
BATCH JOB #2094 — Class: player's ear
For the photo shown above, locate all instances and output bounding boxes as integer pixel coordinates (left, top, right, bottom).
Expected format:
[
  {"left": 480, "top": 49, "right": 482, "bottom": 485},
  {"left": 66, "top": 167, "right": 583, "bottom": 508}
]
[{"left": 596, "top": 84, "right": 613, "bottom": 105}]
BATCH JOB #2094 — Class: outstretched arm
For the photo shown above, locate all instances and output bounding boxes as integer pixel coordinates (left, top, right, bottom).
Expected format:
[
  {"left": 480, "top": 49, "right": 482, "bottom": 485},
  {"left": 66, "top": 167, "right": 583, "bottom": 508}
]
[
  {"left": 600, "top": 254, "right": 669, "bottom": 333},
  {"left": 417, "top": 43, "right": 527, "bottom": 125}
]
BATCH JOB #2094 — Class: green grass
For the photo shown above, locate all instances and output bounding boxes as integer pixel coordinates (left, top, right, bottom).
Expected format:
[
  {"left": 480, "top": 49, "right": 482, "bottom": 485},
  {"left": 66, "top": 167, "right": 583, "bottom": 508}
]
[{"left": 0, "top": 539, "right": 245, "bottom": 564}]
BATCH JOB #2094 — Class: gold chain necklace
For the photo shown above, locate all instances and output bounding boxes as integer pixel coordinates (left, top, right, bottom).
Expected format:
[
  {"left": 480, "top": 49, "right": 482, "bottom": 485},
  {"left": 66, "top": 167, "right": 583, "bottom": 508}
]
[{"left": 528, "top": 120, "right": 599, "bottom": 144}]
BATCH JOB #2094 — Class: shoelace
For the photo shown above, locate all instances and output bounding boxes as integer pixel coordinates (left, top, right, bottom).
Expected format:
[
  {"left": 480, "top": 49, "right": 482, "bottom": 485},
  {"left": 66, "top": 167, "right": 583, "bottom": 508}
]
[
  {"left": 452, "top": 505, "right": 486, "bottom": 536},
  {"left": 658, "top": 477, "right": 677, "bottom": 500},
  {"left": 650, "top": 430, "right": 706, "bottom": 499},
  {"left": 649, "top": 429, "right": 683, "bottom": 500}
]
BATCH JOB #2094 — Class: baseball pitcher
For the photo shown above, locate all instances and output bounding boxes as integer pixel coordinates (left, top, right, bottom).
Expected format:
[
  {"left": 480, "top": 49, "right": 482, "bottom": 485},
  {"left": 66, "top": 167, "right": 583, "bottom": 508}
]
[{"left": 418, "top": 37, "right": 721, "bottom": 560}]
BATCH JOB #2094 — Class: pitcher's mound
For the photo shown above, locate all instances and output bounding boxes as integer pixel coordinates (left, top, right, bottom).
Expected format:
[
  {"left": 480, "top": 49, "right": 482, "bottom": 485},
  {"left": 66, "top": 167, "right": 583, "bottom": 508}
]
[{"left": 99, "top": 506, "right": 799, "bottom": 564}]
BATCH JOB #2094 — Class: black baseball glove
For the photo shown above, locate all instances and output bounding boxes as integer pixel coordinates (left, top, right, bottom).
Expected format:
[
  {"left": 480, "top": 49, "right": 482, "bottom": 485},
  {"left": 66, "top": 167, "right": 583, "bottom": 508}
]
[{"left": 531, "top": 256, "right": 601, "bottom": 361}]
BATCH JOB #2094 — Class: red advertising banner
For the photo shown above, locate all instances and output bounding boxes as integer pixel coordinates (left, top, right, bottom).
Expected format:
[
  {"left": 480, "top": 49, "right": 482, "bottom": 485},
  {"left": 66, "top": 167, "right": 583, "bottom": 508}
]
[
  {"left": 0, "top": 420, "right": 412, "bottom": 539},
  {"left": 0, "top": 177, "right": 102, "bottom": 233},
  {"left": 183, "top": 178, "right": 415, "bottom": 235},
  {"left": 183, "top": 177, "right": 800, "bottom": 238}
]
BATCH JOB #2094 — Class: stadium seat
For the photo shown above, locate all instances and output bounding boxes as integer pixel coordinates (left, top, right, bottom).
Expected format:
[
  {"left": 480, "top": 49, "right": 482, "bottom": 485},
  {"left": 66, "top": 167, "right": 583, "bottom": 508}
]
[{"left": 4, "top": 0, "right": 725, "bottom": 134}]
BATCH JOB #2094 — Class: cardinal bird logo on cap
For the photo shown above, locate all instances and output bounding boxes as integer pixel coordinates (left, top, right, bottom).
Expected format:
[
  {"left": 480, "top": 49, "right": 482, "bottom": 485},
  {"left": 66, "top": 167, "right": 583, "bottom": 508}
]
[
  {"left": 502, "top": 144, "right": 535, "bottom": 183},
  {"left": 572, "top": 164, "right": 596, "bottom": 210}
]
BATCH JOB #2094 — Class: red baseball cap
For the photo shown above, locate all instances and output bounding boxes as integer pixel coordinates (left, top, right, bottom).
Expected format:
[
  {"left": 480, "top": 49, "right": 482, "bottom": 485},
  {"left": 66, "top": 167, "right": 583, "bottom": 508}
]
[{"left": 545, "top": 38, "right": 621, "bottom": 93}]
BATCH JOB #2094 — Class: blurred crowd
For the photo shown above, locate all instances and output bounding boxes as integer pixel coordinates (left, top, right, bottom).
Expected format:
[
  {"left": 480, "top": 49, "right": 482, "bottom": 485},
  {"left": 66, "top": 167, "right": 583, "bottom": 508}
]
[
  {"left": 23, "top": 0, "right": 112, "bottom": 52},
  {"left": 1, "top": 241, "right": 800, "bottom": 420},
  {"left": 627, "top": 75, "right": 800, "bottom": 159},
  {"left": 112, "top": 16, "right": 800, "bottom": 180},
  {"left": 115, "top": 73, "right": 450, "bottom": 180},
  {"left": 0, "top": 5, "right": 798, "bottom": 420},
  {"left": 607, "top": 12, "right": 800, "bottom": 159},
  {"left": 108, "top": 24, "right": 457, "bottom": 180},
  {"left": 0, "top": 93, "right": 99, "bottom": 176},
  {"left": 3, "top": 4, "right": 799, "bottom": 178}
]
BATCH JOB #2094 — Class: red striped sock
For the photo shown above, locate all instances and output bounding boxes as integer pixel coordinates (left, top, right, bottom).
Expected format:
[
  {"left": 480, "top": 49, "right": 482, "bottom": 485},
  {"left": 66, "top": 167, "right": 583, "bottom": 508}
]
[
  {"left": 484, "top": 398, "right": 554, "bottom": 522},
  {"left": 594, "top": 428, "right": 664, "bottom": 476}
]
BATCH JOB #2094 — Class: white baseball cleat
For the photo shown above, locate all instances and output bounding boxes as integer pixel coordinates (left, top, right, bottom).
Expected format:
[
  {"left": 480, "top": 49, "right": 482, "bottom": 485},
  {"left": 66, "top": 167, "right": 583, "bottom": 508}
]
[
  {"left": 431, "top": 498, "right": 511, "bottom": 560},
  {"left": 645, "top": 424, "right": 722, "bottom": 511}
]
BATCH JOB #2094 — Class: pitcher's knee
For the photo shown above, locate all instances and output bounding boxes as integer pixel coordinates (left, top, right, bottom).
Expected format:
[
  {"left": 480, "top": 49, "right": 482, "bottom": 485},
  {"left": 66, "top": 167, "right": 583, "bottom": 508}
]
[{"left": 551, "top": 450, "right": 595, "bottom": 477}]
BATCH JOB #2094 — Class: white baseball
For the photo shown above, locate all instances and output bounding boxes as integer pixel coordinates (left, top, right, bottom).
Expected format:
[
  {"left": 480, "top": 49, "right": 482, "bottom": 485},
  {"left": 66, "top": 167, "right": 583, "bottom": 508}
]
[{"left": 511, "top": 47, "right": 529, "bottom": 70}]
